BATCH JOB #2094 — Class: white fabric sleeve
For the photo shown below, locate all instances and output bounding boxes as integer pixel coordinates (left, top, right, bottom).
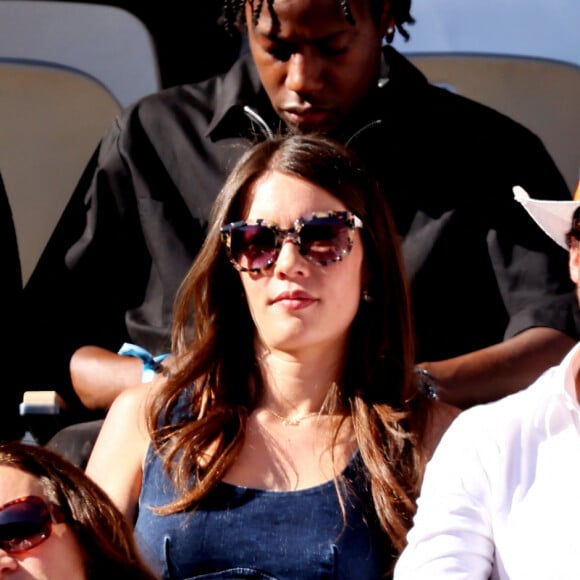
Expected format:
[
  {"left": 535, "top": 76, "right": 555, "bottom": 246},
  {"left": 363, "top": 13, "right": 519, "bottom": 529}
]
[{"left": 394, "top": 408, "right": 496, "bottom": 579}]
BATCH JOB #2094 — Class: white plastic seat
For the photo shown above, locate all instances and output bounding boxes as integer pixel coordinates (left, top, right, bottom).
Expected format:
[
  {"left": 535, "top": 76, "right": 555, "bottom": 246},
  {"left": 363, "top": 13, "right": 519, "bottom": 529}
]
[
  {"left": 0, "top": 62, "right": 122, "bottom": 283},
  {"left": 0, "top": 1, "right": 162, "bottom": 283},
  {"left": 0, "top": 0, "right": 161, "bottom": 108}
]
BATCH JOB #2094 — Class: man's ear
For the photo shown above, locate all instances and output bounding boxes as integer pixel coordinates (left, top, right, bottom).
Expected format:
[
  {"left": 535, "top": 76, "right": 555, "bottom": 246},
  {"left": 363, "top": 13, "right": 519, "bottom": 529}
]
[
  {"left": 569, "top": 242, "right": 580, "bottom": 284},
  {"left": 379, "top": 1, "right": 395, "bottom": 38}
]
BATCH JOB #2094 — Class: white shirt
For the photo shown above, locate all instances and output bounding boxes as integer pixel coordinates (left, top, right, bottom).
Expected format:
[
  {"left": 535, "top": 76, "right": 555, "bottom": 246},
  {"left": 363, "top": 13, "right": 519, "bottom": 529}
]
[{"left": 394, "top": 343, "right": 580, "bottom": 580}]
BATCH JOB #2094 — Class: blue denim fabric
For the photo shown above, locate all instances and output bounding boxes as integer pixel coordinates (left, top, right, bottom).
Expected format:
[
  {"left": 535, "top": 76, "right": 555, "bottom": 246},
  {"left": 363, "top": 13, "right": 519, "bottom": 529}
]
[{"left": 135, "top": 446, "right": 386, "bottom": 579}]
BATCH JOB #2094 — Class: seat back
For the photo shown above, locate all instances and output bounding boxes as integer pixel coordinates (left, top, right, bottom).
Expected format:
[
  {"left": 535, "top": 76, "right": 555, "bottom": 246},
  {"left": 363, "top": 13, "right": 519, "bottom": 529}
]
[
  {"left": 408, "top": 53, "right": 580, "bottom": 193},
  {"left": 0, "top": 1, "right": 162, "bottom": 283},
  {"left": 0, "top": 62, "right": 122, "bottom": 283},
  {"left": 0, "top": 0, "right": 161, "bottom": 108}
]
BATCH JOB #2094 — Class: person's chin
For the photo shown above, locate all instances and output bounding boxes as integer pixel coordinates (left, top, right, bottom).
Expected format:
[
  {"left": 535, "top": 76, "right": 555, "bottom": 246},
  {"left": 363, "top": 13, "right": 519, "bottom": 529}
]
[{"left": 282, "top": 110, "right": 338, "bottom": 134}]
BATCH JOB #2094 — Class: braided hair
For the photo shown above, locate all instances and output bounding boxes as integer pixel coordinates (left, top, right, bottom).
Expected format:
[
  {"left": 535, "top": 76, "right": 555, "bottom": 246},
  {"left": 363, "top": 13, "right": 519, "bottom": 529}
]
[{"left": 222, "top": 0, "right": 414, "bottom": 41}]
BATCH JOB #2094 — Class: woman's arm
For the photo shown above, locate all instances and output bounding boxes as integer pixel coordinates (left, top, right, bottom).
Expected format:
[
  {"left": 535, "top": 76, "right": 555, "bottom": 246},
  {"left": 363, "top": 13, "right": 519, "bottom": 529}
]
[
  {"left": 420, "top": 327, "right": 574, "bottom": 408},
  {"left": 85, "top": 381, "right": 152, "bottom": 522}
]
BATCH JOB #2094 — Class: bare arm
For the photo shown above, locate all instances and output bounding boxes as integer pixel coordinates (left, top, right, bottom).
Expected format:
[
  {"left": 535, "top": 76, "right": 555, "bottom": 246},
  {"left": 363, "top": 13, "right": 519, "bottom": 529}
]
[
  {"left": 70, "top": 346, "right": 143, "bottom": 410},
  {"left": 421, "top": 327, "right": 575, "bottom": 409},
  {"left": 85, "top": 382, "right": 153, "bottom": 522},
  {"left": 423, "top": 400, "right": 461, "bottom": 460}
]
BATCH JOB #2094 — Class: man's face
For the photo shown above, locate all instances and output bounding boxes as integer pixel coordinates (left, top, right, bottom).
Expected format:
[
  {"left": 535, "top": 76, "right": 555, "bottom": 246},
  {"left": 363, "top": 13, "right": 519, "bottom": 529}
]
[
  {"left": 569, "top": 239, "right": 580, "bottom": 305},
  {"left": 246, "top": 0, "right": 387, "bottom": 133}
]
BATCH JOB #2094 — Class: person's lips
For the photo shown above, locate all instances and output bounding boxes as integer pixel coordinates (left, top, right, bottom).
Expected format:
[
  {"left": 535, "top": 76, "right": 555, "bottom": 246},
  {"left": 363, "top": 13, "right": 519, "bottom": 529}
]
[
  {"left": 271, "top": 290, "right": 317, "bottom": 311},
  {"left": 282, "top": 106, "right": 334, "bottom": 129}
]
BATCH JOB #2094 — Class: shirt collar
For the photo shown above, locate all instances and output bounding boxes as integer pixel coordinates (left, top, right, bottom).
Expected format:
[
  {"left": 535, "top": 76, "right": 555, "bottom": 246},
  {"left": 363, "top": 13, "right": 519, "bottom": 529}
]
[
  {"left": 204, "top": 46, "right": 430, "bottom": 141},
  {"left": 382, "top": 45, "right": 429, "bottom": 87},
  {"left": 522, "top": 342, "right": 580, "bottom": 434},
  {"left": 206, "top": 52, "right": 273, "bottom": 139},
  {"left": 559, "top": 341, "right": 580, "bottom": 410}
]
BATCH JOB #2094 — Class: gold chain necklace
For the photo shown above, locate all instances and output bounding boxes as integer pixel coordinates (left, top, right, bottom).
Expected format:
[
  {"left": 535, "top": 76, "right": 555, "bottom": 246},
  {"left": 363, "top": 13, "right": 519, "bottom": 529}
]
[{"left": 266, "top": 409, "right": 320, "bottom": 427}]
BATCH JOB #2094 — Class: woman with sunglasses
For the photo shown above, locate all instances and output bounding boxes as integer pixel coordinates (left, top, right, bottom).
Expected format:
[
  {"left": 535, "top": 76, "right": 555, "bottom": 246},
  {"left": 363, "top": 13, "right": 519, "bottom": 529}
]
[
  {"left": 0, "top": 441, "right": 155, "bottom": 579},
  {"left": 86, "top": 133, "right": 458, "bottom": 579}
]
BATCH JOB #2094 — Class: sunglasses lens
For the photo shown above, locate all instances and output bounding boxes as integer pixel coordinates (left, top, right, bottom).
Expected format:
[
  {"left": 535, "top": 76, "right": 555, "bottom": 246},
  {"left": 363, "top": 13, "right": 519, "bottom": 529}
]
[
  {"left": 230, "top": 224, "right": 277, "bottom": 271},
  {"left": 300, "top": 217, "right": 352, "bottom": 264},
  {"left": 222, "top": 213, "right": 359, "bottom": 271},
  {"left": 0, "top": 497, "right": 52, "bottom": 554}
]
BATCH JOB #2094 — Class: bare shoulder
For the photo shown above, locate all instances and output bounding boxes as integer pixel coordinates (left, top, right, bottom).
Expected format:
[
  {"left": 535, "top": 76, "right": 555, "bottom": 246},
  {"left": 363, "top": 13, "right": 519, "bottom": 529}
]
[
  {"left": 111, "top": 372, "right": 167, "bottom": 411},
  {"left": 89, "top": 377, "right": 166, "bottom": 459},
  {"left": 84, "top": 381, "right": 161, "bottom": 519},
  {"left": 114, "top": 378, "right": 152, "bottom": 409},
  {"left": 424, "top": 400, "right": 461, "bottom": 460}
]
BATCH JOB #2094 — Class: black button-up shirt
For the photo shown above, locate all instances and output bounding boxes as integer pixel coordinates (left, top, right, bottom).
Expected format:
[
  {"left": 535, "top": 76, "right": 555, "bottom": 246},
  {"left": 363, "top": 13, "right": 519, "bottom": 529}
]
[{"left": 20, "top": 47, "right": 579, "bottom": 409}]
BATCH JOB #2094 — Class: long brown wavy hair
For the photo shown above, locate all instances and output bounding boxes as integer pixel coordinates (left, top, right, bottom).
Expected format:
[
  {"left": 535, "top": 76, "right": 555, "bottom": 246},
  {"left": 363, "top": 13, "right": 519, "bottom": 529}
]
[
  {"left": 148, "top": 134, "right": 431, "bottom": 560},
  {"left": 0, "top": 442, "right": 155, "bottom": 580}
]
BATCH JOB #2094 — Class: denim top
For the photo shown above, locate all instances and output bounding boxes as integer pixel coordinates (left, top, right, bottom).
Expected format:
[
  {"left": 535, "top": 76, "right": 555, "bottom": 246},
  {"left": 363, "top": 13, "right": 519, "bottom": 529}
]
[{"left": 135, "top": 443, "right": 387, "bottom": 579}]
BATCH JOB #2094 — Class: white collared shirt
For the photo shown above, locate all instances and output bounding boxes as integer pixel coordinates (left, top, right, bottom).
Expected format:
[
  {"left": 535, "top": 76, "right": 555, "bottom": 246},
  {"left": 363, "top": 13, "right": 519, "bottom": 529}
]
[{"left": 394, "top": 343, "right": 580, "bottom": 580}]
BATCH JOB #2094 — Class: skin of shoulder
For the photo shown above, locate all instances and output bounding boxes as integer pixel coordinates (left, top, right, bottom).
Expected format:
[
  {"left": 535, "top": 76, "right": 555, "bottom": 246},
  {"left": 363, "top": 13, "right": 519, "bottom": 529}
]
[
  {"left": 424, "top": 400, "right": 461, "bottom": 461},
  {"left": 85, "top": 380, "right": 158, "bottom": 521}
]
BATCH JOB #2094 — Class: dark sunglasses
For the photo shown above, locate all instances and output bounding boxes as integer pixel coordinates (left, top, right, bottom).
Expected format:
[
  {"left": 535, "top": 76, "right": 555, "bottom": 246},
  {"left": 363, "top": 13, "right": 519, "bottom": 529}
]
[
  {"left": 220, "top": 210, "right": 363, "bottom": 273},
  {"left": 0, "top": 496, "right": 64, "bottom": 554}
]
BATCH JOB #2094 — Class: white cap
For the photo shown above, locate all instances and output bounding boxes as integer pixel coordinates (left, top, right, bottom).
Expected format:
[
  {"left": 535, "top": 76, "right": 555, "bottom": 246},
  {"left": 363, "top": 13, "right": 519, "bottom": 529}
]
[{"left": 513, "top": 185, "right": 580, "bottom": 250}]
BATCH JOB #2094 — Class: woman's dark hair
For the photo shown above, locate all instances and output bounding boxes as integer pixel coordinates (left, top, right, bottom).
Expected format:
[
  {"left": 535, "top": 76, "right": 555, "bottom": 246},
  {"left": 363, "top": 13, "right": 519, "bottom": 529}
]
[
  {"left": 0, "top": 442, "right": 155, "bottom": 580},
  {"left": 148, "top": 134, "right": 432, "bottom": 565},
  {"left": 223, "top": 0, "right": 414, "bottom": 42}
]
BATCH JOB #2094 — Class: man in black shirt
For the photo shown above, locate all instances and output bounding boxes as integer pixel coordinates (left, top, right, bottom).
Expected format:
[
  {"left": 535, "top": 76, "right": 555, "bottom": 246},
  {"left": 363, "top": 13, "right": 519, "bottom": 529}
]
[
  {"left": 14, "top": 0, "right": 579, "bottom": 441},
  {"left": 2, "top": 174, "right": 23, "bottom": 441}
]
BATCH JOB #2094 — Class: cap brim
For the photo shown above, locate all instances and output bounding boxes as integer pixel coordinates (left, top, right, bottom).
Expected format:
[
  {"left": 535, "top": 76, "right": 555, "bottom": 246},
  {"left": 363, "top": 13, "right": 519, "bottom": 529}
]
[{"left": 513, "top": 186, "right": 580, "bottom": 250}]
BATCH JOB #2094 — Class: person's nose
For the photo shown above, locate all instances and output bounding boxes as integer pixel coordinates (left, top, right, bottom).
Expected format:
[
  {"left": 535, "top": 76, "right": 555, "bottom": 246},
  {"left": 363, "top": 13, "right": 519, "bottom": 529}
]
[
  {"left": 285, "top": 51, "right": 324, "bottom": 95},
  {"left": 0, "top": 549, "right": 19, "bottom": 575},
  {"left": 274, "top": 239, "right": 308, "bottom": 278}
]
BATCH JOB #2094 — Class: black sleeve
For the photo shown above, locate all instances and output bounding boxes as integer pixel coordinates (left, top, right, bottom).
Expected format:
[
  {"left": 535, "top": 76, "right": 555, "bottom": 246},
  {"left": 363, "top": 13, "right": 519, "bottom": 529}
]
[
  {"left": 1, "top": 173, "right": 26, "bottom": 440},
  {"left": 483, "top": 122, "right": 580, "bottom": 340},
  {"left": 0, "top": 172, "right": 21, "bottom": 299},
  {"left": 18, "top": 114, "right": 150, "bottom": 410}
]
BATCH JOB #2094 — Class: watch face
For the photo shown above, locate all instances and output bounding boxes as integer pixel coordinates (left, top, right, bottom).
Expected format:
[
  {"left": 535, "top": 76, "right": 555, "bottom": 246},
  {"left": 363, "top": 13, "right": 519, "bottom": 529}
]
[{"left": 414, "top": 367, "right": 439, "bottom": 400}]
